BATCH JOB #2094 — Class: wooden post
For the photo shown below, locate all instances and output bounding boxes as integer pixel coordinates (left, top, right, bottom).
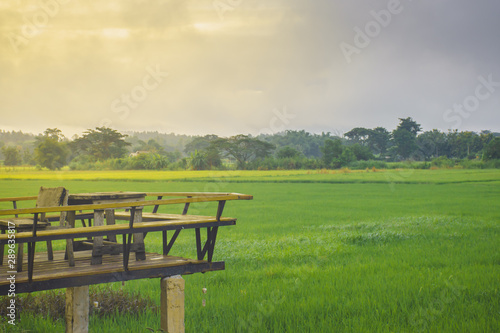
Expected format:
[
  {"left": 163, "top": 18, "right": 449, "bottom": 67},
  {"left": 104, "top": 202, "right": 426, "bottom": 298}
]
[
  {"left": 91, "top": 210, "right": 104, "bottom": 265},
  {"left": 65, "top": 286, "right": 89, "bottom": 333},
  {"left": 65, "top": 211, "right": 76, "bottom": 266},
  {"left": 133, "top": 207, "right": 146, "bottom": 260},
  {"left": 105, "top": 208, "right": 117, "bottom": 242},
  {"left": 161, "top": 275, "right": 185, "bottom": 333}
]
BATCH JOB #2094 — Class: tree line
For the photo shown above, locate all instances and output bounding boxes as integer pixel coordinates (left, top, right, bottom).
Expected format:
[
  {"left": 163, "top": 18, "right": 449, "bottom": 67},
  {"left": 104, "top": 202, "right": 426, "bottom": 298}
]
[{"left": 1, "top": 118, "right": 499, "bottom": 170}]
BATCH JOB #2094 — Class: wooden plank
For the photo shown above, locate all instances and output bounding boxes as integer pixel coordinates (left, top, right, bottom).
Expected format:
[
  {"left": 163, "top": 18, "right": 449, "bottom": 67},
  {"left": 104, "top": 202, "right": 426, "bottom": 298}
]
[
  {"left": 0, "top": 196, "right": 37, "bottom": 202},
  {"left": 0, "top": 250, "right": 225, "bottom": 295},
  {"left": 1, "top": 251, "right": 203, "bottom": 283},
  {"left": 69, "top": 192, "right": 146, "bottom": 202},
  {"left": 145, "top": 192, "right": 253, "bottom": 199},
  {"left": 0, "top": 218, "right": 50, "bottom": 228},
  {"left": 0, "top": 218, "right": 236, "bottom": 242},
  {"left": 114, "top": 212, "right": 219, "bottom": 221},
  {"left": 0, "top": 194, "right": 252, "bottom": 216},
  {"left": 36, "top": 187, "right": 67, "bottom": 208}
]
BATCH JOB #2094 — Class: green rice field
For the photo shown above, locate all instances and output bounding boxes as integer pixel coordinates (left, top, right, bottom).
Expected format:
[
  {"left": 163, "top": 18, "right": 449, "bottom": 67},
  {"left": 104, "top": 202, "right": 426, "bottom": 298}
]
[{"left": 1, "top": 168, "right": 499, "bottom": 332}]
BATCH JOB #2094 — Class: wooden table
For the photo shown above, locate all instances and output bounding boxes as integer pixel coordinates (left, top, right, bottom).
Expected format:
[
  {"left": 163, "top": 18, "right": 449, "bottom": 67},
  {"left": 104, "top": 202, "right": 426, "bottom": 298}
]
[{"left": 68, "top": 192, "right": 147, "bottom": 265}]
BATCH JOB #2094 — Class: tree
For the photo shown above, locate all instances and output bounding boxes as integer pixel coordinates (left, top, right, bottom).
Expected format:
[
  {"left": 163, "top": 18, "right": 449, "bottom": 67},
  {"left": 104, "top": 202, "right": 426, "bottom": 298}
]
[
  {"left": 184, "top": 135, "right": 219, "bottom": 154},
  {"left": 212, "top": 135, "right": 274, "bottom": 169},
  {"left": 417, "top": 130, "right": 448, "bottom": 160},
  {"left": 367, "top": 127, "right": 391, "bottom": 156},
  {"left": 2, "top": 146, "right": 22, "bottom": 166},
  {"left": 483, "top": 137, "right": 500, "bottom": 160},
  {"left": 321, "top": 139, "right": 342, "bottom": 168},
  {"left": 276, "top": 146, "right": 302, "bottom": 159},
  {"left": 184, "top": 135, "right": 222, "bottom": 169},
  {"left": 396, "top": 117, "right": 421, "bottom": 136},
  {"left": 475, "top": 132, "right": 494, "bottom": 154},
  {"left": 350, "top": 144, "right": 374, "bottom": 161},
  {"left": 446, "top": 130, "right": 482, "bottom": 159},
  {"left": 392, "top": 117, "right": 421, "bottom": 159},
  {"left": 189, "top": 150, "right": 209, "bottom": 170},
  {"left": 71, "top": 127, "right": 130, "bottom": 161},
  {"left": 457, "top": 131, "right": 476, "bottom": 158},
  {"left": 43, "top": 128, "right": 65, "bottom": 141},
  {"left": 340, "top": 147, "right": 357, "bottom": 166},
  {"left": 344, "top": 127, "right": 371, "bottom": 145},
  {"left": 257, "top": 130, "right": 334, "bottom": 158},
  {"left": 23, "top": 149, "right": 35, "bottom": 165},
  {"left": 204, "top": 146, "right": 222, "bottom": 169},
  {"left": 134, "top": 139, "right": 165, "bottom": 154},
  {"left": 34, "top": 128, "right": 69, "bottom": 170}
]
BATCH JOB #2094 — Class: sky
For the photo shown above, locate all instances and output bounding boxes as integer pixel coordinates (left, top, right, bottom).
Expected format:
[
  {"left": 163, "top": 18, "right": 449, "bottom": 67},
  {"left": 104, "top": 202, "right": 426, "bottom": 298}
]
[{"left": 1, "top": 0, "right": 499, "bottom": 138}]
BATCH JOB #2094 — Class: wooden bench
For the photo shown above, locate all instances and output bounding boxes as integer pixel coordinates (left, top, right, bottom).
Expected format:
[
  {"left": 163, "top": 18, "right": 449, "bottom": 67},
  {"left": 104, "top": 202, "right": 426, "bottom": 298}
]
[
  {"left": 0, "top": 192, "right": 252, "bottom": 291},
  {"left": 0, "top": 191, "right": 252, "bottom": 333}
]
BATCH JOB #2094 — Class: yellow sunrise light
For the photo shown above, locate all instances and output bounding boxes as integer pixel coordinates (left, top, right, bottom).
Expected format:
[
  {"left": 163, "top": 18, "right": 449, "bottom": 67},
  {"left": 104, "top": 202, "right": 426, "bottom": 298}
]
[
  {"left": 193, "top": 22, "right": 222, "bottom": 33},
  {"left": 102, "top": 28, "right": 130, "bottom": 39}
]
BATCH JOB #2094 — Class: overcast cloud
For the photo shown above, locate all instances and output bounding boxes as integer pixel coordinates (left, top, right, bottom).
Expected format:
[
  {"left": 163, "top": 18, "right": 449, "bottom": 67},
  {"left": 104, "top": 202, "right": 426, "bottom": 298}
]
[{"left": 1, "top": 0, "right": 499, "bottom": 137}]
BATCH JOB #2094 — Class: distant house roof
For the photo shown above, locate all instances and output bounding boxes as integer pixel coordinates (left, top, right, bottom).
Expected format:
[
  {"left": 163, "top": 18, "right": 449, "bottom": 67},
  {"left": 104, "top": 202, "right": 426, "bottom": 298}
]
[{"left": 129, "top": 151, "right": 150, "bottom": 157}]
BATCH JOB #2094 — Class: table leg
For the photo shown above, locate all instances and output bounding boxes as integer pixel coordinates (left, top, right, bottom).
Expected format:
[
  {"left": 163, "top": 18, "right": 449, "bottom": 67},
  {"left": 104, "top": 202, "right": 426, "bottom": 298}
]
[
  {"left": 133, "top": 207, "right": 146, "bottom": 261},
  {"left": 66, "top": 211, "right": 76, "bottom": 266},
  {"left": 91, "top": 210, "right": 104, "bottom": 265},
  {"left": 105, "top": 209, "right": 117, "bottom": 243}
]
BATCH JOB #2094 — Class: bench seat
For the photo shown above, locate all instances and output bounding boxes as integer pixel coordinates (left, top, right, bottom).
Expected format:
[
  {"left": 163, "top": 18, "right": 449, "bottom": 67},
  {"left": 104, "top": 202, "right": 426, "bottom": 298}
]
[
  {"left": 0, "top": 217, "right": 236, "bottom": 244},
  {"left": 114, "top": 211, "right": 224, "bottom": 221},
  {"left": 0, "top": 212, "right": 93, "bottom": 228},
  {"left": 0, "top": 218, "right": 50, "bottom": 229}
]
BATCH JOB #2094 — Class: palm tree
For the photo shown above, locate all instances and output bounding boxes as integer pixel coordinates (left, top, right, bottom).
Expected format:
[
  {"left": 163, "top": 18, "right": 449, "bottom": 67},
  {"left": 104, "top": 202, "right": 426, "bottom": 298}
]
[{"left": 190, "top": 150, "right": 208, "bottom": 170}]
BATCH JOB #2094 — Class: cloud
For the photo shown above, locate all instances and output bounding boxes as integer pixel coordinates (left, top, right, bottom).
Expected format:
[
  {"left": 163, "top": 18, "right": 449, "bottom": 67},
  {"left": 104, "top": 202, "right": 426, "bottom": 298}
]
[{"left": 0, "top": 0, "right": 499, "bottom": 137}]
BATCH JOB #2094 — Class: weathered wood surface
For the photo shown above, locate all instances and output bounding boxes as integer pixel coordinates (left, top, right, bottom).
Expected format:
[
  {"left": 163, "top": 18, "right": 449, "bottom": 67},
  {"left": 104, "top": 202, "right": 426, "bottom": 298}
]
[
  {"left": 146, "top": 192, "right": 252, "bottom": 198},
  {"left": 0, "top": 187, "right": 67, "bottom": 227},
  {"left": 0, "top": 187, "right": 70, "bottom": 271},
  {"left": 66, "top": 285, "right": 89, "bottom": 333},
  {"left": 0, "top": 217, "right": 236, "bottom": 243},
  {"left": 69, "top": 192, "right": 146, "bottom": 201},
  {"left": 0, "top": 192, "right": 250, "bottom": 295},
  {"left": 68, "top": 192, "right": 146, "bottom": 205},
  {"left": 0, "top": 193, "right": 253, "bottom": 216},
  {"left": 0, "top": 250, "right": 224, "bottom": 295},
  {"left": 0, "top": 192, "right": 251, "bottom": 203},
  {"left": 161, "top": 275, "right": 185, "bottom": 333},
  {"left": 0, "top": 191, "right": 251, "bottom": 333},
  {"left": 0, "top": 196, "right": 37, "bottom": 203},
  {"left": 0, "top": 218, "right": 49, "bottom": 228},
  {"left": 114, "top": 212, "right": 227, "bottom": 221},
  {"left": 36, "top": 186, "right": 67, "bottom": 209}
]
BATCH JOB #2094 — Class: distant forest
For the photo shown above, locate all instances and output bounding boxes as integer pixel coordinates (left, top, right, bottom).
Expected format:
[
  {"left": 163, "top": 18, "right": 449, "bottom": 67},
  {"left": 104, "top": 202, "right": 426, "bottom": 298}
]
[{"left": 1, "top": 117, "right": 499, "bottom": 170}]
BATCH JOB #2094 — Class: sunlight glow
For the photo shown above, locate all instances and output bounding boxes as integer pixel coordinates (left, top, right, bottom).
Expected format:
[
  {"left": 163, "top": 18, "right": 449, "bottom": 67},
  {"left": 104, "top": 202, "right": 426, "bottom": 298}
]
[
  {"left": 193, "top": 22, "right": 223, "bottom": 33},
  {"left": 102, "top": 28, "right": 130, "bottom": 39}
]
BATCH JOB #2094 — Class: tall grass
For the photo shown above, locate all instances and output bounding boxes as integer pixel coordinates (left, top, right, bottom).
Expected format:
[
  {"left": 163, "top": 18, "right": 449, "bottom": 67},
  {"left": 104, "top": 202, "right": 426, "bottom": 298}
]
[{"left": 0, "top": 169, "right": 499, "bottom": 332}]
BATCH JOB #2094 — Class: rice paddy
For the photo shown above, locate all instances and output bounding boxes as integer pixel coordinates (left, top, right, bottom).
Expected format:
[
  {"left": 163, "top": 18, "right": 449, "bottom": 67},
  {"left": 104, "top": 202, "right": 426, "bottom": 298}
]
[{"left": 0, "top": 168, "right": 499, "bottom": 332}]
